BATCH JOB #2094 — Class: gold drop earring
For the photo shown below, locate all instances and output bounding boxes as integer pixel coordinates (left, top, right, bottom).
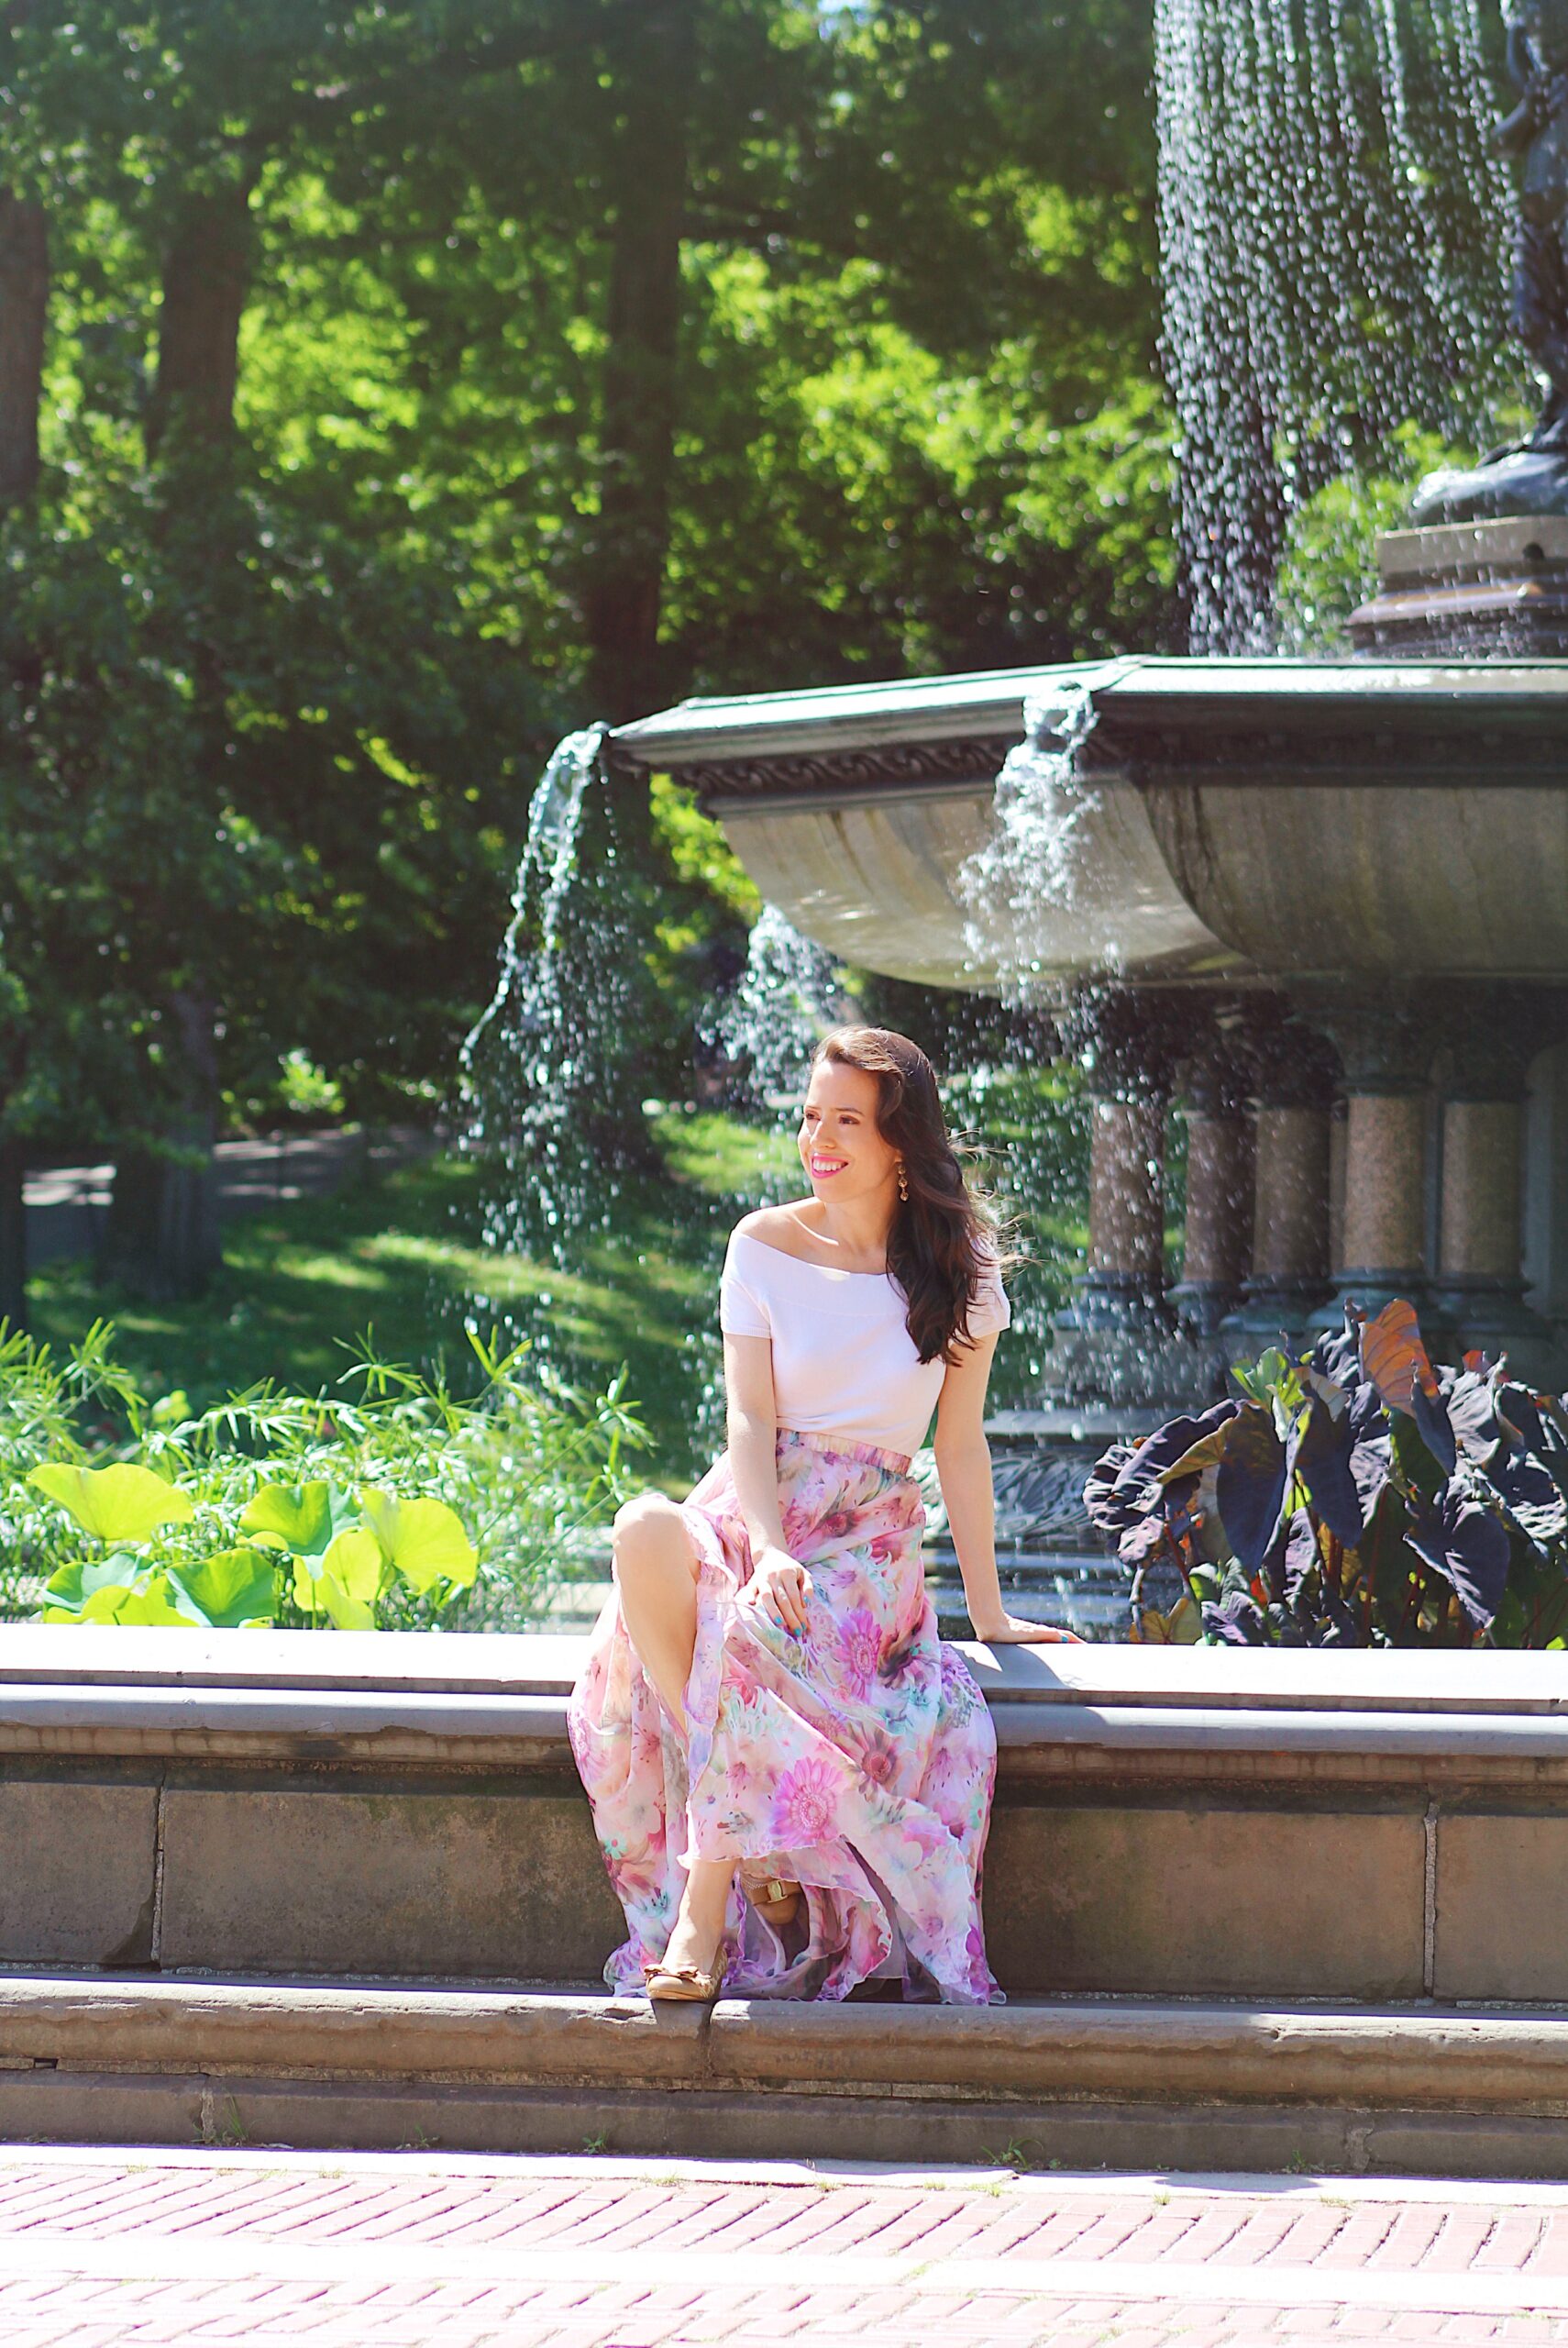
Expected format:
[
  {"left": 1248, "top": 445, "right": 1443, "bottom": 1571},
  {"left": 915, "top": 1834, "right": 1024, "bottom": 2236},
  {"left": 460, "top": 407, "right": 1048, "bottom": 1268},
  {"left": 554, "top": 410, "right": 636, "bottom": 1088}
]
[{"left": 897, "top": 1163, "right": 910, "bottom": 1202}]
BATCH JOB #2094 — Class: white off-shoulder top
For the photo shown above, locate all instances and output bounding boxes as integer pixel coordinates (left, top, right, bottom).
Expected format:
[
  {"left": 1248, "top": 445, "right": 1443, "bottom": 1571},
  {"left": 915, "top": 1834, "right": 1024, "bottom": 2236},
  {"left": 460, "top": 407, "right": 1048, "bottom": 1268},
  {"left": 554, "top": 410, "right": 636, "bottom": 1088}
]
[{"left": 719, "top": 1224, "right": 1010, "bottom": 1463}]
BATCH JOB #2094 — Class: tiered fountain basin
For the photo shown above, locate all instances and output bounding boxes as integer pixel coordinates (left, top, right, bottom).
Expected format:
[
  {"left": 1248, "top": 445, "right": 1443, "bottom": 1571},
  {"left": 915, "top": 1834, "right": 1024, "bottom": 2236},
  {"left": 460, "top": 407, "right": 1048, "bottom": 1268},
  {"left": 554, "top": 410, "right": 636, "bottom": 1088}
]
[
  {"left": 10, "top": 1624, "right": 1568, "bottom": 2173},
  {"left": 613, "top": 656, "right": 1568, "bottom": 989},
  {"left": 616, "top": 655, "right": 1568, "bottom": 1427}
]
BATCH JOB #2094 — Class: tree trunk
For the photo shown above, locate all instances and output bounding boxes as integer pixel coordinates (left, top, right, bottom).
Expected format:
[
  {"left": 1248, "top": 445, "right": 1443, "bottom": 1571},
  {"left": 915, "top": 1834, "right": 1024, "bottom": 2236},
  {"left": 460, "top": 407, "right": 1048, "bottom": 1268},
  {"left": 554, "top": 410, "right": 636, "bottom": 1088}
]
[
  {"left": 0, "top": 1132, "right": 24, "bottom": 1331},
  {"left": 583, "top": 0, "right": 695, "bottom": 727},
  {"left": 145, "top": 181, "right": 252, "bottom": 462},
  {"left": 0, "top": 42, "right": 49, "bottom": 1324},
  {"left": 100, "top": 994, "right": 223, "bottom": 1302},
  {"left": 0, "top": 189, "right": 46, "bottom": 507},
  {"left": 105, "top": 179, "right": 253, "bottom": 1301}
]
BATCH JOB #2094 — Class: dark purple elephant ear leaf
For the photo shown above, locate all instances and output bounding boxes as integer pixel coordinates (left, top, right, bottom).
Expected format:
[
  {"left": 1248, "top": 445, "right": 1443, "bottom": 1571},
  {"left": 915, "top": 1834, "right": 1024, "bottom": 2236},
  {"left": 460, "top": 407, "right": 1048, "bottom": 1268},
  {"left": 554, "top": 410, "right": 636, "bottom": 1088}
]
[
  {"left": 1309, "top": 1307, "right": 1362, "bottom": 1390},
  {"left": 1496, "top": 1383, "right": 1550, "bottom": 1459},
  {"left": 1488, "top": 1451, "right": 1568, "bottom": 1552},
  {"left": 1158, "top": 1425, "right": 1231, "bottom": 1484},
  {"left": 1085, "top": 1442, "right": 1141, "bottom": 1534},
  {"left": 1215, "top": 1405, "right": 1288, "bottom": 1574},
  {"left": 1288, "top": 1395, "right": 1365, "bottom": 1548},
  {"left": 1442, "top": 1368, "right": 1501, "bottom": 1459},
  {"left": 1350, "top": 1433, "right": 1392, "bottom": 1526},
  {"left": 1087, "top": 1404, "right": 1240, "bottom": 1534},
  {"left": 1118, "top": 1512, "right": 1172, "bottom": 1568},
  {"left": 1201, "top": 1587, "right": 1268, "bottom": 1645},
  {"left": 1406, "top": 1483, "right": 1511, "bottom": 1630},
  {"left": 1411, "top": 1379, "right": 1458, "bottom": 1475},
  {"left": 1262, "top": 1508, "right": 1320, "bottom": 1607}
]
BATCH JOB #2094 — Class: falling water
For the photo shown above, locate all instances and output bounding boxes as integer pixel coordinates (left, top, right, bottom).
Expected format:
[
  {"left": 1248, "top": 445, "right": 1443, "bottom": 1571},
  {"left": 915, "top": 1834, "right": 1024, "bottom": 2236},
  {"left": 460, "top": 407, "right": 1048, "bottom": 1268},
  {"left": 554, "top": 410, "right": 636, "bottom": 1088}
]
[
  {"left": 705, "top": 902, "right": 847, "bottom": 1113},
  {"left": 459, "top": 725, "right": 644, "bottom": 1352},
  {"left": 1156, "top": 0, "right": 1520, "bottom": 649},
  {"left": 955, "top": 677, "right": 1110, "bottom": 1002}
]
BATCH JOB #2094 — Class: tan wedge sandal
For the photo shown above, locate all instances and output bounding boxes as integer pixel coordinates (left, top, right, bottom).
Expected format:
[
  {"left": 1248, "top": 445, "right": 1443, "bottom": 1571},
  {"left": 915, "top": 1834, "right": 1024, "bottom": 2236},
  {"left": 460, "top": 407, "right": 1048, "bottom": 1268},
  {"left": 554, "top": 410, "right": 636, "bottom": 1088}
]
[{"left": 644, "top": 1952, "right": 728, "bottom": 2002}]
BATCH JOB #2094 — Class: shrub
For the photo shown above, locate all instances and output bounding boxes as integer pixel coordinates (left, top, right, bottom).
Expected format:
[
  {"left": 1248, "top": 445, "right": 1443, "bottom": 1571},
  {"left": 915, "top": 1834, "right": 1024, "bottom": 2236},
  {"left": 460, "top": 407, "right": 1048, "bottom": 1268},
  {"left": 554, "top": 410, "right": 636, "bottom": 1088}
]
[
  {"left": 1087, "top": 1301, "right": 1568, "bottom": 1648},
  {"left": 0, "top": 1322, "right": 644, "bottom": 1631}
]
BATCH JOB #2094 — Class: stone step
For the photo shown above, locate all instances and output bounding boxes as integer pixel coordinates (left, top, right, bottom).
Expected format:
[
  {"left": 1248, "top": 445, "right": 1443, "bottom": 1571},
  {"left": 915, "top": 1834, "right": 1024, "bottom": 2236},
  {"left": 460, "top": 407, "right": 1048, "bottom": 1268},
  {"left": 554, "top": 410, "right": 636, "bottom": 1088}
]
[{"left": 6, "top": 1970, "right": 1568, "bottom": 2179}]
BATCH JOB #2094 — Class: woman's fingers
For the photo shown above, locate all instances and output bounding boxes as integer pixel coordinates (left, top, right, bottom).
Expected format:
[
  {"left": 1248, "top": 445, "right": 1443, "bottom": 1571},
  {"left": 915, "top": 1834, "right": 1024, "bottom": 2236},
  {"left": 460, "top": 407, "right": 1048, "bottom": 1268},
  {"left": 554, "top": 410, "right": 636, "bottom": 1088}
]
[
  {"left": 988, "top": 1619, "right": 1083, "bottom": 1644},
  {"left": 742, "top": 1561, "right": 810, "bottom": 1632},
  {"left": 777, "top": 1567, "right": 809, "bottom": 1630}
]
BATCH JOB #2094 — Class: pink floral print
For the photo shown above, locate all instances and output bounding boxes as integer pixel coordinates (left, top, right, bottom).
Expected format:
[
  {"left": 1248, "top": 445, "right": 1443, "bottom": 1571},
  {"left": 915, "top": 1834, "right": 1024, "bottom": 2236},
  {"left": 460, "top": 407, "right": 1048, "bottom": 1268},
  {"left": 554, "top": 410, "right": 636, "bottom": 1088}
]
[
  {"left": 769, "top": 1754, "right": 843, "bottom": 1847},
  {"left": 568, "top": 1430, "right": 999, "bottom": 2005}
]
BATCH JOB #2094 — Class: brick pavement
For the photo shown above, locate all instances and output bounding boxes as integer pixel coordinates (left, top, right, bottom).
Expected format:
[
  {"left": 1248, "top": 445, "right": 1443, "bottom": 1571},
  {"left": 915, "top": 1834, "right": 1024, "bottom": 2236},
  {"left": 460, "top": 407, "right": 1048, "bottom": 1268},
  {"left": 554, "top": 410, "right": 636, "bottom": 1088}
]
[{"left": 3, "top": 2148, "right": 1568, "bottom": 2346}]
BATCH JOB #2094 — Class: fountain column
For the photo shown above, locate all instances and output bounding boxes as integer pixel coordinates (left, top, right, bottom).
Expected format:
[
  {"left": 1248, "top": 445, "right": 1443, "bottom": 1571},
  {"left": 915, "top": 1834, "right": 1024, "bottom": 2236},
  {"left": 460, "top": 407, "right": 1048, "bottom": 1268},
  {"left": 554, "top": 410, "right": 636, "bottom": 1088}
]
[
  {"left": 1434, "top": 987, "right": 1564, "bottom": 1380},
  {"left": 1045, "top": 989, "right": 1180, "bottom": 1409},
  {"left": 1171, "top": 1031, "right": 1254, "bottom": 1339},
  {"left": 1222, "top": 1005, "right": 1334, "bottom": 1352},
  {"left": 1297, "top": 991, "right": 1448, "bottom": 1343}
]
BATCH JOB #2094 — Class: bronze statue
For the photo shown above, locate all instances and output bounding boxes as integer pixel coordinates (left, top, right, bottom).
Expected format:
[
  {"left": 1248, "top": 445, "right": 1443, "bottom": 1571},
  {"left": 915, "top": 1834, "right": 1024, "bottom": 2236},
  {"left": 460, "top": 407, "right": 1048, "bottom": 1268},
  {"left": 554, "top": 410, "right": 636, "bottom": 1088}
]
[{"left": 1499, "top": 0, "right": 1568, "bottom": 447}]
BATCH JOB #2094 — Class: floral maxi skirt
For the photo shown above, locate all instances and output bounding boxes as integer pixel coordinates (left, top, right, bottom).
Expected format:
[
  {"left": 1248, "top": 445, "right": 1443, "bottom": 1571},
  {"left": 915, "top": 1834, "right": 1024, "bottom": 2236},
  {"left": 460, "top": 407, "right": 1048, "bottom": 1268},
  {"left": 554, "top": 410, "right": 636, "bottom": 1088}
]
[{"left": 567, "top": 1429, "right": 999, "bottom": 2004}]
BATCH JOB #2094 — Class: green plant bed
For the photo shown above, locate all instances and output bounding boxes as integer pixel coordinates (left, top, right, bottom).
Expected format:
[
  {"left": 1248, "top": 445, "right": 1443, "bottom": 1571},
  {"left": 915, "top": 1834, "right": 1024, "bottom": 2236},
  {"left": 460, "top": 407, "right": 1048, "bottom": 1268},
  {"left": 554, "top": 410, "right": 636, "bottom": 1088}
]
[{"left": 0, "top": 1322, "right": 644, "bottom": 1631}]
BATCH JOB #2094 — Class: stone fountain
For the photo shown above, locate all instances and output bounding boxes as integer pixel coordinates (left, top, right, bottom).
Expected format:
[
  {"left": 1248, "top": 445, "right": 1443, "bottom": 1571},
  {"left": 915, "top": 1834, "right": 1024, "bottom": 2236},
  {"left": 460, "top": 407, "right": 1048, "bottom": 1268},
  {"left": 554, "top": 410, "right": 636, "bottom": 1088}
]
[
  {"left": 611, "top": 659, "right": 1568, "bottom": 1385},
  {"left": 601, "top": 3, "right": 1568, "bottom": 1585}
]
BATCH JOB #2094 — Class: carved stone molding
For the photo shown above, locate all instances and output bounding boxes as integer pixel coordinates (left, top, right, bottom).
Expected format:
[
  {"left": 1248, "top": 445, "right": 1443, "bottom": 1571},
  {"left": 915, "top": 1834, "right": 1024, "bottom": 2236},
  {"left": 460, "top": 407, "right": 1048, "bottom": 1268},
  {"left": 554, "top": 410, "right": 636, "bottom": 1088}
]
[{"left": 614, "top": 735, "right": 1020, "bottom": 804}]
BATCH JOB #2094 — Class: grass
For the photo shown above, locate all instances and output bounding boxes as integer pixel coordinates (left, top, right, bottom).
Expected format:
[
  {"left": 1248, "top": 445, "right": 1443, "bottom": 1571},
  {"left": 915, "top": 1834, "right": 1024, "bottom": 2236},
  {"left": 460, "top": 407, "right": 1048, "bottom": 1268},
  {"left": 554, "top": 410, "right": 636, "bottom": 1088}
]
[
  {"left": 28, "top": 1113, "right": 799, "bottom": 1489},
  {"left": 28, "top": 1099, "right": 1091, "bottom": 1492}
]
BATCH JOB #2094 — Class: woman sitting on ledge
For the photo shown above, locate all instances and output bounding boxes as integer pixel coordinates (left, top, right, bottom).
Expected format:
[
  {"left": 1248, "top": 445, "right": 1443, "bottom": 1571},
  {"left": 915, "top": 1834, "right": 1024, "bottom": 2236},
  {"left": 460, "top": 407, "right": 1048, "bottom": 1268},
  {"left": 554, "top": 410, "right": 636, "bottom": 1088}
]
[{"left": 568, "top": 1024, "right": 1078, "bottom": 2006}]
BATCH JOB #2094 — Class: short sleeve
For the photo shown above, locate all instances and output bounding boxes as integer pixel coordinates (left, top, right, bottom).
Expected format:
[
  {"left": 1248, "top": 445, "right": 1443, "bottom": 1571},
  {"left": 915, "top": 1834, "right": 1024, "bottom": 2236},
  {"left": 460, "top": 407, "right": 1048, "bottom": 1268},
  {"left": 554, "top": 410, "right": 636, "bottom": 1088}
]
[
  {"left": 719, "top": 1231, "right": 771, "bottom": 1338},
  {"left": 966, "top": 1258, "right": 1011, "bottom": 1339}
]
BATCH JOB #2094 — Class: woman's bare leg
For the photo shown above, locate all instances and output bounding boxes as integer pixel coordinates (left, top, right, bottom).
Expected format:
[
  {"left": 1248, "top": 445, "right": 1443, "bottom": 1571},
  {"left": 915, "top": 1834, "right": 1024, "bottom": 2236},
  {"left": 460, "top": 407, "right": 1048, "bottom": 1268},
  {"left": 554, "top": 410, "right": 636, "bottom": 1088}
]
[
  {"left": 612, "top": 1492, "right": 702, "bottom": 1726},
  {"left": 613, "top": 1494, "right": 735, "bottom": 1972}
]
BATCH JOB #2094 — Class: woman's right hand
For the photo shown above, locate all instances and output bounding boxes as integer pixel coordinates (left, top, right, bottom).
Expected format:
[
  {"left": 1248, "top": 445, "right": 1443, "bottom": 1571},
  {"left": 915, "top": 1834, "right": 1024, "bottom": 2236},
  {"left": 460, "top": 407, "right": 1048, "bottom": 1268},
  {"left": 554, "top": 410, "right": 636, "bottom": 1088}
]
[{"left": 745, "top": 1545, "right": 814, "bottom": 1634}]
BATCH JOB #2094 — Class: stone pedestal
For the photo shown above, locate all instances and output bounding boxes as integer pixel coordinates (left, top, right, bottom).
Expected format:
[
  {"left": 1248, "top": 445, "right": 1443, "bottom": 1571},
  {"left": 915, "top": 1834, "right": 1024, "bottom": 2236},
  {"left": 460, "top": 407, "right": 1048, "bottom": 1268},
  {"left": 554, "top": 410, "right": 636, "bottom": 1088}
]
[
  {"left": 1432, "top": 991, "right": 1566, "bottom": 1383},
  {"left": 1349, "top": 514, "right": 1568, "bottom": 659},
  {"left": 1084, "top": 1094, "right": 1166, "bottom": 1306},
  {"left": 1171, "top": 1044, "right": 1254, "bottom": 1341},
  {"left": 1299, "top": 991, "right": 1450, "bottom": 1348},
  {"left": 1043, "top": 991, "right": 1190, "bottom": 1412},
  {"left": 1222, "top": 1013, "right": 1334, "bottom": 1355}
]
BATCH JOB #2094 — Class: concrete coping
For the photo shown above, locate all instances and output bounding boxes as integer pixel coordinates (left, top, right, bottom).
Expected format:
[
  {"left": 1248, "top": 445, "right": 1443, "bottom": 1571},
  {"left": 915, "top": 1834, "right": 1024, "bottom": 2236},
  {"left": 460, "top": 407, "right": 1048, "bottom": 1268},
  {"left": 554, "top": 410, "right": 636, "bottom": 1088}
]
[
  {"left": 1, "top": 1624, "right": 1564, "bottom": 1717},
  {"left": 2, "top": 1628, "right": 1568, "bottom": 1775}
]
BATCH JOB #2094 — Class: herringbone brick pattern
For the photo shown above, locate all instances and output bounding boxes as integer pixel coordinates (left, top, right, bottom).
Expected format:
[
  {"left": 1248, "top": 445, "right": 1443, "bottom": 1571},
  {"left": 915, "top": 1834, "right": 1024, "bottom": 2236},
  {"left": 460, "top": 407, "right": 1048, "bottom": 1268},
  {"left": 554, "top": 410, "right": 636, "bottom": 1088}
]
[{"left": 1, "top": 2148, "right": 1568, "bottom": 2344}]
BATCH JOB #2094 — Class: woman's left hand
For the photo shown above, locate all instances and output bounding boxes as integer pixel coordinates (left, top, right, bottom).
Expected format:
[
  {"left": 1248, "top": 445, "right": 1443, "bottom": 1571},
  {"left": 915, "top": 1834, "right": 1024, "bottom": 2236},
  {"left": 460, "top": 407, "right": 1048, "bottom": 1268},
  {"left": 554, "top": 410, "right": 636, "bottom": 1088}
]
[{"left": 971, "top": 1612, "right": 1084, "bottom": 1645}]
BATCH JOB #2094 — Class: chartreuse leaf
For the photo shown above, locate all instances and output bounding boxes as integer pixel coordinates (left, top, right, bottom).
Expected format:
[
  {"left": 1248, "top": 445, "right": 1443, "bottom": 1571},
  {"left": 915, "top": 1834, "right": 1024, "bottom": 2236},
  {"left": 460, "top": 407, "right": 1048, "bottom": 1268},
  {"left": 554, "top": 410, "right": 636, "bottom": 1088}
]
[
  {"left": 39, "top": 1550, "right": 146, "bottom": 1619},
  {"left": 292, "top": 1527, "right": 383, "bottom": 1631},
  {"left": 29, "top": 1463, "right": 193, "bottom": 1545},
  {"left": 167, "top": 1548, "right": 278, "bottom": 1631},
  {"left": 94, "top": 1575, "right": 193, "bottom": 1628},
  {"left": 360, "top": 1490, "right": 477, "bottom": 1596},
  {"left": 239, "top": 1479, "right": 357, "bottom": 1557},
  {"left": 42, "top": 1546, "right": 194, "bottom": 1630}
]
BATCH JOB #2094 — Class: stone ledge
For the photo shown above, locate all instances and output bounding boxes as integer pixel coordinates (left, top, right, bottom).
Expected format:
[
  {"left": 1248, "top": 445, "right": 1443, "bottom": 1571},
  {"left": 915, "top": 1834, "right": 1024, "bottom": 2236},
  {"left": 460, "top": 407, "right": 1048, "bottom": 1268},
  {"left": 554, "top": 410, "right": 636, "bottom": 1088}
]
[
  {"left": 8, "top": 1625, "right": 1567, "bottom": 1716},
  {"left": 5, "top": 1972, "right": 1568, "bottom": 2111},
  {"left": 7, "top": 1690, "right": 1568, "bottom": 1786},
  {"left": 7, "top": 1974, "right": 1568, "bottom": 2176}
]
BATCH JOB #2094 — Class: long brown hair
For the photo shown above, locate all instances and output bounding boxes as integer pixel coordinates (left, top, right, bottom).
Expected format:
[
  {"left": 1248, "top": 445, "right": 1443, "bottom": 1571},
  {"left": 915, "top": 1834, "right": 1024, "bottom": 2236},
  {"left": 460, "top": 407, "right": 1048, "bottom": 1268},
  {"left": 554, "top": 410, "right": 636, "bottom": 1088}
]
[{"left": 812, "top": 1025, "right": 1008, "bottom": 1365}]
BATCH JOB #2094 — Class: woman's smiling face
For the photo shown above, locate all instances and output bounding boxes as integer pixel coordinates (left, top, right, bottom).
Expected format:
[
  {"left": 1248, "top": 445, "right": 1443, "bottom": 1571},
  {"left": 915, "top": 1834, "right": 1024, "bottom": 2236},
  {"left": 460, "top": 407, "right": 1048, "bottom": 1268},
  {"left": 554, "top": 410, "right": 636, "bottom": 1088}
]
[{"left": 798, "top": 1058, "right": 900, "bottom": 1205}]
